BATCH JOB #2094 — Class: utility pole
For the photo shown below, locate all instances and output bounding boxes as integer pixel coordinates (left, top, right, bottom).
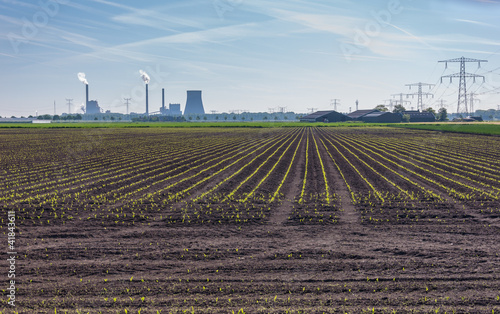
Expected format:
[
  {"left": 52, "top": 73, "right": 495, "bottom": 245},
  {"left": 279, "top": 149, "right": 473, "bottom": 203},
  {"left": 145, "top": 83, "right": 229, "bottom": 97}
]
[
  {"left": 65, "top": 99, "right": 73, "bottom": 114},
  {"left": 405, "top": 83, "right": 434, "bottom": 111},
  {"left": 268, "top": 108, "right": 275, "bottom": 114},
  {"left": 54, "top": 100, "right": 56, "bottom": 116},
  {"left": 124, "top": 98, "right": 131, "bottom": 115},
  {"left": 439, "top": 57, "right": 487, "bottom": 115},
  {"left": 391, "top": 93, "right": 411, "bottom": 108},
  {"left": 330, "top": 99, "right": 340, "bottom": 111}
]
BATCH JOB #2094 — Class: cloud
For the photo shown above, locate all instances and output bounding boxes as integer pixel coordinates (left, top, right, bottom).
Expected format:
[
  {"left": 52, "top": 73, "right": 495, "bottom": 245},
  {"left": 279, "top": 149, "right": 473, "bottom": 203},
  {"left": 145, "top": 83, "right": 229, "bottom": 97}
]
[{"left": 454, "top": 18, "right": 498, "bottom": 28}]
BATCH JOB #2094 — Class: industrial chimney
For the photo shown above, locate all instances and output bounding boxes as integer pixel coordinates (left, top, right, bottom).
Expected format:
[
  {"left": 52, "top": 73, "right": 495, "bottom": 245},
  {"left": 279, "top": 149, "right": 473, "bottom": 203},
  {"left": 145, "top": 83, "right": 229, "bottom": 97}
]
[
  {"left": 86, "top": 84, "right": 89, "bottom": 107},
  {"left": 139, "top": 70, "right": 151, "bottom": 116},
  {"left": 146, "top": 84, "right": 149, "bottom": 116},
  {"left": 184, "top": 90, "right": 205, "bottom": 115},
  {"left": 162, "top": 88, "right": 165, "bottom": 111}
]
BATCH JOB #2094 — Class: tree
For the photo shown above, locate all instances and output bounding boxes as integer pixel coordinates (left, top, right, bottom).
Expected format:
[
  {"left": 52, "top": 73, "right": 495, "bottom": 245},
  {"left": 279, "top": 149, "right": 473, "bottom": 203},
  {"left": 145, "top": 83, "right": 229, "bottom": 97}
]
[
  {"left": 424, "top": 107, "right": 436, "bottom": 116},
  {"left": 393, "top": 104, "right": 406, "bottom": 113},
  {"left": 402, "top": 114, "right": 411, "bottom": 123},
  {"left": 52, "top": 115, "right": 60, "bottom": 120},
  {"left": 437, "top": 108, "right": 447, "bottom": 121},
  {"left": 375, "top": 105, "right": 388, "bottom": 112}
]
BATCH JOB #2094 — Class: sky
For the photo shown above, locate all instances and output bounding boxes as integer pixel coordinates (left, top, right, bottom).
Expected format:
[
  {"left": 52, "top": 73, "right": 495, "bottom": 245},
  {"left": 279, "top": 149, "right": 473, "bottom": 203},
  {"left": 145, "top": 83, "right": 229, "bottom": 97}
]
[{"left": 1, "top": 0, "right": 500, "bottom": 116}]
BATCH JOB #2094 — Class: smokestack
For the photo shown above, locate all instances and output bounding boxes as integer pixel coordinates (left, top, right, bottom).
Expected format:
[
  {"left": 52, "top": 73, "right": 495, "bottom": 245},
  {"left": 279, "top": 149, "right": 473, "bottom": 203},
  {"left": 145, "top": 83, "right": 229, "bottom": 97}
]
[
  {"left": 146, "top": 84, "right": 149, "bottom": 116},
  {"left": 162, "top": 88, "right": 165, "bottom": 110},
  {"left": 356, "top": 99, "right": 359, "bottom": 111},
  {"left": 86, "top": 84, "right": 89, "bottom": 107},
  {"left": 139, "top": 70, "right": 151, "bottom": 116}
]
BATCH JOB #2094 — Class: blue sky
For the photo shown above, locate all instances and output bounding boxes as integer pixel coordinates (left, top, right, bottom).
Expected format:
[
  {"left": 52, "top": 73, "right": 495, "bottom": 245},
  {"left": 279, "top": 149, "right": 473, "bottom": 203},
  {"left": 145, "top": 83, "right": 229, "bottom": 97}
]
[{"left": 1, "top": 0, "right": 500, "bottom": 116}]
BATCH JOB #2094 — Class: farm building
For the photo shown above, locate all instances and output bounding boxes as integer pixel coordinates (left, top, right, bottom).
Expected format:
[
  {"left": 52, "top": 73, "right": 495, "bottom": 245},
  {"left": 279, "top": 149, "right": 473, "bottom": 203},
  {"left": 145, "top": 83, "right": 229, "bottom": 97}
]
[
  {"left": 403, "top": 111, "right": 436, "bottom": 122},
  {"left": 347, "top": 109, "right": 380, "bottom": 120},
  {"left": 362, "top": 112, "right": 402, "bottom": 123},
  {"left": 300, "top": 111, "right": 351, "bottom": 123}
]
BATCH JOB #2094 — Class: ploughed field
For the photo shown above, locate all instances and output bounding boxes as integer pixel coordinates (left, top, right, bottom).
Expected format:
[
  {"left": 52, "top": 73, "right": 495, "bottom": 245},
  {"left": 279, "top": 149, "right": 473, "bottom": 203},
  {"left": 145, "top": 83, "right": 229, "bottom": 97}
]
[{"left": 1, "top": 126, "right": 499, "bottom": 313}]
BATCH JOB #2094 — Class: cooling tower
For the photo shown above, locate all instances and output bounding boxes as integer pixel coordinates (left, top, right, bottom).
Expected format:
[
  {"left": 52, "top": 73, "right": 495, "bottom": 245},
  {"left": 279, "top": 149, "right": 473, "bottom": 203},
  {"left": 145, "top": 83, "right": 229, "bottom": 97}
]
[{"left": 184, "top": 90, "right": 205, "bottom": 115}]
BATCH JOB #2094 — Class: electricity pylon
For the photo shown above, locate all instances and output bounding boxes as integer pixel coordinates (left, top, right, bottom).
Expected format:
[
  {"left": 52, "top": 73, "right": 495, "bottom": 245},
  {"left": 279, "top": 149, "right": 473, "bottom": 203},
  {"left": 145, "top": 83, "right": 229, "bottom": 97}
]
[
  {"left": 66, "top": 99, "right": 73, "bottom": 114},
  {"left": 439, "top": 57, "right": 487, "bottom": 115},
  {"left": 391, "top": 93, "right": 411, "bottom": 108},
  {"left": 468, "top": 93, "right": 480, "bottom": 114},
  {"left": 124, "top": 98, "right": 131, "bottom": 115},
  {"left": 330, "top": 99, "right": 340, "bottom": 111},
  {"left": 405, "top": 83, "right": 434, "bottom": 111}
]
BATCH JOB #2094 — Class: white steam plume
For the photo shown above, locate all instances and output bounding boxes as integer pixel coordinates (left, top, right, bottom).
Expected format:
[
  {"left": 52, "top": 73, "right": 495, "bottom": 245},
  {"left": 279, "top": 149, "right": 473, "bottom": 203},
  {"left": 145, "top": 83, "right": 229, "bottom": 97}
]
[
  {"left": 78, "top": 72, "right": 88, "bottom": 85},
  {"left": 139, "top": 70, "right": 150, "bottom": 84}
]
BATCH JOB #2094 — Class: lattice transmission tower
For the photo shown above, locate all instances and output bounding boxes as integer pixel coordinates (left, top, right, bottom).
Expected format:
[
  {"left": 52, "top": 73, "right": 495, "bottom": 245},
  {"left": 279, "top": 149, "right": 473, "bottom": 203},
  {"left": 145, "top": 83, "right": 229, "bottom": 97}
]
[
  {"left": 439, "top": 57, "right": 487, "bottom": 115},
  {"left": 405, "top": 83, "right": 434, "bottom": 111}
]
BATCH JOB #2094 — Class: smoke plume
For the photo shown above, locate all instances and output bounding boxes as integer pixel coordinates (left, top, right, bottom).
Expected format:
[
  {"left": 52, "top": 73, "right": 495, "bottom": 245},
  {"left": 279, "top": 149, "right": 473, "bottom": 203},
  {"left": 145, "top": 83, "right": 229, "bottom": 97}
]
[
  {"left": 78, "top": 72, "right": 88, "bottom": 85},
  {"left": 139, "top": 70, "right": 150, "bottom": 84}
]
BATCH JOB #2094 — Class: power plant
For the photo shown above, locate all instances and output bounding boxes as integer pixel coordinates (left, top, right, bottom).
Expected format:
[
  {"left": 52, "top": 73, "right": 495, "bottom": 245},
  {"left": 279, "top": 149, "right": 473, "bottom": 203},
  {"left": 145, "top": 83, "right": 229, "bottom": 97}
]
[
  {"left": 184, "top": 90, "right": 205, "bottom": 115},
  {"left": 75, "top": 71, "right": 209, "bottom": 117}
]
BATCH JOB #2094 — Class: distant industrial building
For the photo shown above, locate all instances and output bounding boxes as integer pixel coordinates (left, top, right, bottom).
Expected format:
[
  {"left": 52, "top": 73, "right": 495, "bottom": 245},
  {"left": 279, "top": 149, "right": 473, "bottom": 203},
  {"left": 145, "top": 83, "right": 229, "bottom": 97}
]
[
  {"left": 403, "top": 110, "right": 436, "bottom": 122},
  {"left": 347, "top": 109, "right": 380, "bottom": 120},
  {"left": 362, "top": 112, "right": 402, "bottom": 123},
  {"left": 161, "top": 103, "right": 182, "bottom": 116},
  {"left": 300, "top": 111, "right": 351, "bottom": 123},
  {"left": 159, "top": 89, "right": 182, "bottom": 115},
  {"left": 184, "top": 90, "right": 205, "bottom": 115}
]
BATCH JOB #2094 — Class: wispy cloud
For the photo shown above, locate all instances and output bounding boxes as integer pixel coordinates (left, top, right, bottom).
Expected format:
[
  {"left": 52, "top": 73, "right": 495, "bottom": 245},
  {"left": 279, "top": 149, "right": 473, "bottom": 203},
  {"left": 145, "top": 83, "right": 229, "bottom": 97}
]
[
  {"left": 267, "top": 9, "right": 360, "bottom": 38},
  {"left": 112, "top": 9, "right": 205, "bottom": 30},
  {"left": 454, "top": 18, "right": 498, "bottom": 28}
]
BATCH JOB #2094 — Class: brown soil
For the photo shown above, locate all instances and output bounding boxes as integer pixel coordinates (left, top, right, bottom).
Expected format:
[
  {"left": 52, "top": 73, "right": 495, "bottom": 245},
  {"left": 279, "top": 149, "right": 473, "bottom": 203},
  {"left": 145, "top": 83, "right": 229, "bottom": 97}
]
[{"left": 1, "top": 127, "right": 499, "bottom": 313}]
